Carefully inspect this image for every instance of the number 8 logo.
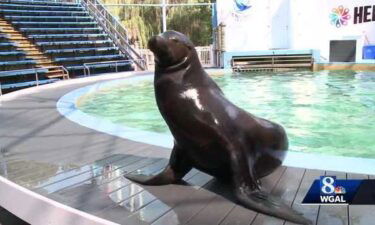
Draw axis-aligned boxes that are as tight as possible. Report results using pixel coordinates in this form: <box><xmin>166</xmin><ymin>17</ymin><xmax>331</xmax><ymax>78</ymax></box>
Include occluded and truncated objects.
<box><xmin>321</xmin><ymin>177</ymin><xmax>335</xmax><ymax>194</ymax></box>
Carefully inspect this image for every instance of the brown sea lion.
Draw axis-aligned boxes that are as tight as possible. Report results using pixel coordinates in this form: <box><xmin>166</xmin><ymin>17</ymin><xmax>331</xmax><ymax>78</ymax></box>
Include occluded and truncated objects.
<box><xmin>125</xmin><ymin>30</ymin><xmax>311</xmax><ymax>225</ymax></box>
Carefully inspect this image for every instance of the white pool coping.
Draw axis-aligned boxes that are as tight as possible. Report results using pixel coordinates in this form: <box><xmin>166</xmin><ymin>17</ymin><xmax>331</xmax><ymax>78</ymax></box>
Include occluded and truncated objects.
<box><xmin>0</xmin><ymin>176</ymin><xmax>119</xmax><ymax>225</ymax></box>
<box><xmin>57</xmin><ymin>73</ymin><xmax>375</xmax><ymax>176</ymax></box>
<box><xmin>0</xmin><ymin>71</ymin><xmax>143</xmax><ymax>225</ymax></box>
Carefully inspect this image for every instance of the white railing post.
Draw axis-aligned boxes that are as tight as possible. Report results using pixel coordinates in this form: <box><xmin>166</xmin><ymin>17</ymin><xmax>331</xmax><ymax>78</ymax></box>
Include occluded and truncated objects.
<box><xmin>35</xmin><ymin>69</ymin><xmax>39</xmax><ymax>86</ymax></box>
<box><xmin>210</xmin><ymin>45</ymin><xmax>214</xmax><ymax>67</ymax></box>
<box><xmin>162</xmin><ymin>0</ymin><xmax>167</xmax><ymax>32</ymax></box>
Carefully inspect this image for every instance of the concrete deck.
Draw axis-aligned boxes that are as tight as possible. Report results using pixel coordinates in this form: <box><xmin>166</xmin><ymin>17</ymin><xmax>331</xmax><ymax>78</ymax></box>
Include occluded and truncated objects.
<box><xmin>0</xmin><ymin>72</ymin><xmax>374</xmax><ymax>225</ymax></box>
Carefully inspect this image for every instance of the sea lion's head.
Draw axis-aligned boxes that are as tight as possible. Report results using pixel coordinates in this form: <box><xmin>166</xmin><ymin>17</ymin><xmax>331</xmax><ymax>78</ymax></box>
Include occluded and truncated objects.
<box><xmin>148</xmin><ymin>30</ymin><xmax>195</xmax><ymax>71</ymax></box>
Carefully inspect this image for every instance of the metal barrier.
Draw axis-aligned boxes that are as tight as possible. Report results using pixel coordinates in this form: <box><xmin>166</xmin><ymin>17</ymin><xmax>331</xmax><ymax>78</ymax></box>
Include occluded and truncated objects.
<box><xmin>0</xmin><ymin>66</ymin><xmax>69</xmax><ymax>95</ymax></box>
<box><xmin>80</xmin><ymin>0</ymin><xmax>146</xmax><ymax>70</ymax></box>
<box><xmin>83</xmin><ymin>59</ymin><xmax>144</xmax><ymax>76</ymax></box>
<box><xmin>196</xmin><ymin>45</ymin><xmax>215</xmax><ymax>67</ymax></box>
<box><xmin>137</xmin><ymin>49</ymin><xmax>155</xmax><ymax>71</ymax></box>
<box><xmin>137</xmin><ymin>46</ymin><xmax>216</xmax><ymax>70</ymax></box>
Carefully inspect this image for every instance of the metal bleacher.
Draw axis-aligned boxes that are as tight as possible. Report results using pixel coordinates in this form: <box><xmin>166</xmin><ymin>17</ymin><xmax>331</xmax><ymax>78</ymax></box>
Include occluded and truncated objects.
<box><xmin>0</xmin><ymin>0</ymin><xmax>144</xmax><ymax>93</ymax></box>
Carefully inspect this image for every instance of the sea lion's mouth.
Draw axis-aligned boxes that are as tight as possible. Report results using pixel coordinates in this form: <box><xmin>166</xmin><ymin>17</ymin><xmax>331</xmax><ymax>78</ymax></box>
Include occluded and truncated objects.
<box><xmin>167</xmin><ymin>56</ymin><xmax>188</xmax><ymax>69</ymax></box>
<box><xmin>159</xmin><ymin>56</ymin><xmax>190</xmax><ymax>72</ymax></box>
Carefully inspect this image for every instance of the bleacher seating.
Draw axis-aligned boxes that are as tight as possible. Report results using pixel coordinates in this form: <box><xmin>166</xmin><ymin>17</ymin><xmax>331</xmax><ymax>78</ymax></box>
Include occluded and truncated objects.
<box><xmin>0</xmin><ymin>0</ymin><xmax>134</xmax><ymax>92</ymax></box>
<box><xmin>4</xmin><ymin>15</ymin><xmax>94</xmax><ymax>22</ymax></box>
<box><xmin>20</xmin><ymin>27</ymin><xmax>104</xmax><ymax>34</ymax></box>
<box><xmin>1</xmin><ymin>79</ymin><xmax>58</xmax><ymax>89</ymax></box>
<box><xmin>0</xmin><ymin>51</ymin><xmax>26</xmax><ymax>61</ymax></box>
<box><xmin>0</xmin><ymin>32</ymin><xmax>36</xmax><ymax>70</ymax></box>
<box><xmin>0</xmin><ymin>66</ymin><xmax>58</xmax><ymax>90</ymax></box>
<box><xmin>12</xmin><ymin>21</ymin><xmax>99</xmax><ymax>28</ymax></box>
<box><xmin>0</xmin><ymin>4</ymin><xmax>85</xmax><ymax>12</ymax></box>
<box><xmin>0</xmin><ymin>68</ymin><xmax>58</xmax><ymax>91</ymax></box>
<box><xmin>0</xmin><ymin>9</ymin><xmax>90</xmax><ymax>16</ymax></box>
<box><xmin>36</xmin><ymin>40</ymin><xmax>113</xmax><ymax>50</ymax></box>
<box><xmin>0</xmin><ymin>30</ymin><xmax>55</xmax><ymax>92</ymax></box>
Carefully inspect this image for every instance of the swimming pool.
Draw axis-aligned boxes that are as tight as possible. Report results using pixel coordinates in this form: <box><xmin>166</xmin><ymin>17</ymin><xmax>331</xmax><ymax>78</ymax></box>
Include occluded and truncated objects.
<box><xmin>77</xmin><ymin>70</ymin><xmax>375</xmax><ymax>159</ymax></box>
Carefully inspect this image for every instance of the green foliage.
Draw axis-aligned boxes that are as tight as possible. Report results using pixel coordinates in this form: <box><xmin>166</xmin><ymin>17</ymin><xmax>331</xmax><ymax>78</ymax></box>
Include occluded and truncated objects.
<box><xmin>167</xmin><ymin>5</ymin><xmax>212</xmax><ymax>46</ymax></box>
<box><xmin>101</xmin><ymin>0</ymin><xmax>213</xmax><ymax>48</ymax></box>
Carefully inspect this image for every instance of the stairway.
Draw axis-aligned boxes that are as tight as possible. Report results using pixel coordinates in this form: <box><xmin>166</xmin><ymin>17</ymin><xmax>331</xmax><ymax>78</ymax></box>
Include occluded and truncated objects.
<box><xmin>0</xmin><ymin>17</ymin><xmax>66</xmax><ymax>78</ymax></box>
<box><xmin>0</xmin><ymin>0</ymin><xmax>144</xmax><ymax>93</ymax></box>
<box><xmin>0</xmin><ymin>0</ymin><xmax>135</xmax><ymax>77</ymax></box>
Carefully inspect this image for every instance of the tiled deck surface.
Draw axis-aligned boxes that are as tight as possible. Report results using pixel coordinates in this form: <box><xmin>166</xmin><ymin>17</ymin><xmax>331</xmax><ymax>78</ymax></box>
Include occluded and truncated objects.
<box><xmin>0</xmin><ymin>74</ymin><xmax>374</xmax><ymax>225</ymax></box>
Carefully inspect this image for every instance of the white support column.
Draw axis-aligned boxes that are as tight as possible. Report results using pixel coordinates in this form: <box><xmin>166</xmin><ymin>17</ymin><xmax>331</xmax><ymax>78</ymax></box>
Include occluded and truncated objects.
<box><xmin>162</xmin><ymin>0</ymin><xmax>167</xmax><ymax>32</ymax></box>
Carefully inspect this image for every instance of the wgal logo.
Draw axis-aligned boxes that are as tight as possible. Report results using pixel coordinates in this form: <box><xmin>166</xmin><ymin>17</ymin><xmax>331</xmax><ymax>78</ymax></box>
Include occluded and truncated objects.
<box><xmin>320</xmin><ymin>176</ymin><xmax>347</xmax><ymax>203</ymax></box>
<box><xmin>303</xmin><ymin>175</ymin><xmax>363</xmax><ymax>205</ymax></box>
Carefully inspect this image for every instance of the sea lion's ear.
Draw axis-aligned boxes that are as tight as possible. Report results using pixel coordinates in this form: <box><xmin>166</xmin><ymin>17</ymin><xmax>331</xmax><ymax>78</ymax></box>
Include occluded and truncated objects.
<box><xmin>185</xmin><ymin>43</ymin><xmax>194</xmax><ymax>50</ymax></box>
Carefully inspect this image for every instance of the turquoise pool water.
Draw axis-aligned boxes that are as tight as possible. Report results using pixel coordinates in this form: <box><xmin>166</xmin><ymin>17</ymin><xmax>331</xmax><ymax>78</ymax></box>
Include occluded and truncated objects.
<box><xmin>78</xmin><ymin>71</ymin><xmax>375</xmax><ymax>158</ymax></box>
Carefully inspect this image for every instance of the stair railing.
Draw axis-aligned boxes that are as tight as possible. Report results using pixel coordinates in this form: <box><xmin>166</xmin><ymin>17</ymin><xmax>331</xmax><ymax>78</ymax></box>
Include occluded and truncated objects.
<box><xmin>80</xmin><ymin>0</ymin><xmax>146</xmax><ymax>70</ymax></box>
<box><xmin>43</xmin><ymin>66</ymin><xmax>70</xmax><ymax>80</ymax></box>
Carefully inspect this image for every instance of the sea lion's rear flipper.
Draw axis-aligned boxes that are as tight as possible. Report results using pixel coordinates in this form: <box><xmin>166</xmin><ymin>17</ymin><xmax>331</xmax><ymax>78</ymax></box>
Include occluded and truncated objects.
<box><xmin>235</xmin><ymin>189</ymin><xmax>312</xmax><ymax>225</ymax></box>
<box><xmin>230</xmin><ymin>151</ymin><xmax>312</xmax><ymax>225</ymax></box>
<box><xmin>125</xmin><ymin>145</ymin><xmax>192</xmax><ymax>185</ymax></box>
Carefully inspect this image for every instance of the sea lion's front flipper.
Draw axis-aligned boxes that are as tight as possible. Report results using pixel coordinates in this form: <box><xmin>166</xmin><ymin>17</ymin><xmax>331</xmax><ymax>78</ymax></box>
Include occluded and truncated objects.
<box><xmin>125</xmin><ymin>165</ymin><xmax>179</xmax><ymax>185</ymax></box>
<box><xmin>125</xmin><ymin>145</ymin><xmax>192</xmax><ymax>185</ymax></box>
<box><xmin>230</xmin><ymin>151</ymin><xmax>312</xmax><ymax>225</ymax></box>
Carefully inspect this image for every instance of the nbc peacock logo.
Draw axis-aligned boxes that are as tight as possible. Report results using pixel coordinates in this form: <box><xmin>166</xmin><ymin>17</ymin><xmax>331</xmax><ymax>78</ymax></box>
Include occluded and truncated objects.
<box><xmin>330</xmin><ymin>5</ymin><xmax>351</xmax><ymax>28</ymax></box>
<box><xmin>233</xmin><ymin>0</ymin><xmax>252</xmax><ymax>13</ymax></box>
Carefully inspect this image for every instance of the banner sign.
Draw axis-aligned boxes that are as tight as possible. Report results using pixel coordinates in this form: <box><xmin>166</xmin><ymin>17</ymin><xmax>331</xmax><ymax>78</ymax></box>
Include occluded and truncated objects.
<box><xmin>216</xmin><ymin>0</ymin><xmax>375</xmax><ymax>54</ymax></box>
<box><xmin>303</xmin><ymin>176</ymin><xmax>375</xmax><ymax>205</ymax></box>
<box><xmin>330</xmin><ymin>4</ymin><xmax>375</xmax><ymax>28</ymax></box>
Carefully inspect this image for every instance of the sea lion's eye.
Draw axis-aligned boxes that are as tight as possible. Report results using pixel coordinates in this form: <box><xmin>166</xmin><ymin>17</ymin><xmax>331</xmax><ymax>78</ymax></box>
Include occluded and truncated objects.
<box><xmin>170</xmin><ymin>37</ymin><xmax>179</xmax><ymax>43</ymax></box>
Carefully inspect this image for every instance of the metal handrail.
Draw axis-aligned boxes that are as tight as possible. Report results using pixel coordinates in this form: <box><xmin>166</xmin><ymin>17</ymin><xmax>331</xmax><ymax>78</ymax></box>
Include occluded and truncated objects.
<box><xmin>91</xmin><ymin>0</ymin><xmax>128</xmax><ymax>37</ymax></box>
<box><xmin>83</xmin><ymin>59</ymin><xmax>144</xmax><ymax>76</ymax></box>
<box><xmin>0</xmin><ymin>66</ymin><xmax>70</xmax><ymax>95</ymax></box>
<box><xmin>61</xmin><ymin>66</ymin><xmax>70</xmax><ymax>79</ymax></box>
<box><xmin>41</xmin><ymin>66</ymin><xmax>70</xmax><ymax>80</ymax></box>
<box><xmin>80</xmin><ymin>0</ymin><xmax>146</xmax><ymax>70</ymax></box>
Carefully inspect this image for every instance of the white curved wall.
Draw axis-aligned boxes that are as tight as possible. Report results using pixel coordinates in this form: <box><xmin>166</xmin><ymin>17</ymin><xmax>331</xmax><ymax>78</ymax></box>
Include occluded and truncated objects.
<box><xmin>216</xmin><ymin>0</ymin><xmax>375</xmax><ymax>62</ymax></box>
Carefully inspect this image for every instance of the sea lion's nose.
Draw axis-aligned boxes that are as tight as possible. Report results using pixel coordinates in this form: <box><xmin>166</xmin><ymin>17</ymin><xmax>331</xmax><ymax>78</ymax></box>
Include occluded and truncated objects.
<box><xmin>147</xmin><ymin>35</ymin><xmax>164</xmax><ymax>52</ymax></box>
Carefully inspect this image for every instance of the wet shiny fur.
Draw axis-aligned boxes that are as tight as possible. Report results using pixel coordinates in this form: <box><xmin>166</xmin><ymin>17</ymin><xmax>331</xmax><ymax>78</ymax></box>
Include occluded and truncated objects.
<box><xmin>125</xmin><ymin>31</ymin><xmax>311</xmax><ymax>225</ymax></box>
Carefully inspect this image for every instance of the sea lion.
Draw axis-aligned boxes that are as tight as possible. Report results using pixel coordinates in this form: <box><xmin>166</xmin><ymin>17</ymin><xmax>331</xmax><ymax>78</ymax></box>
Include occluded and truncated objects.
<box><xmin>125</xmin><ymin>31</ymin><xmax>311</xmax><ymax>225</ymax></box>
